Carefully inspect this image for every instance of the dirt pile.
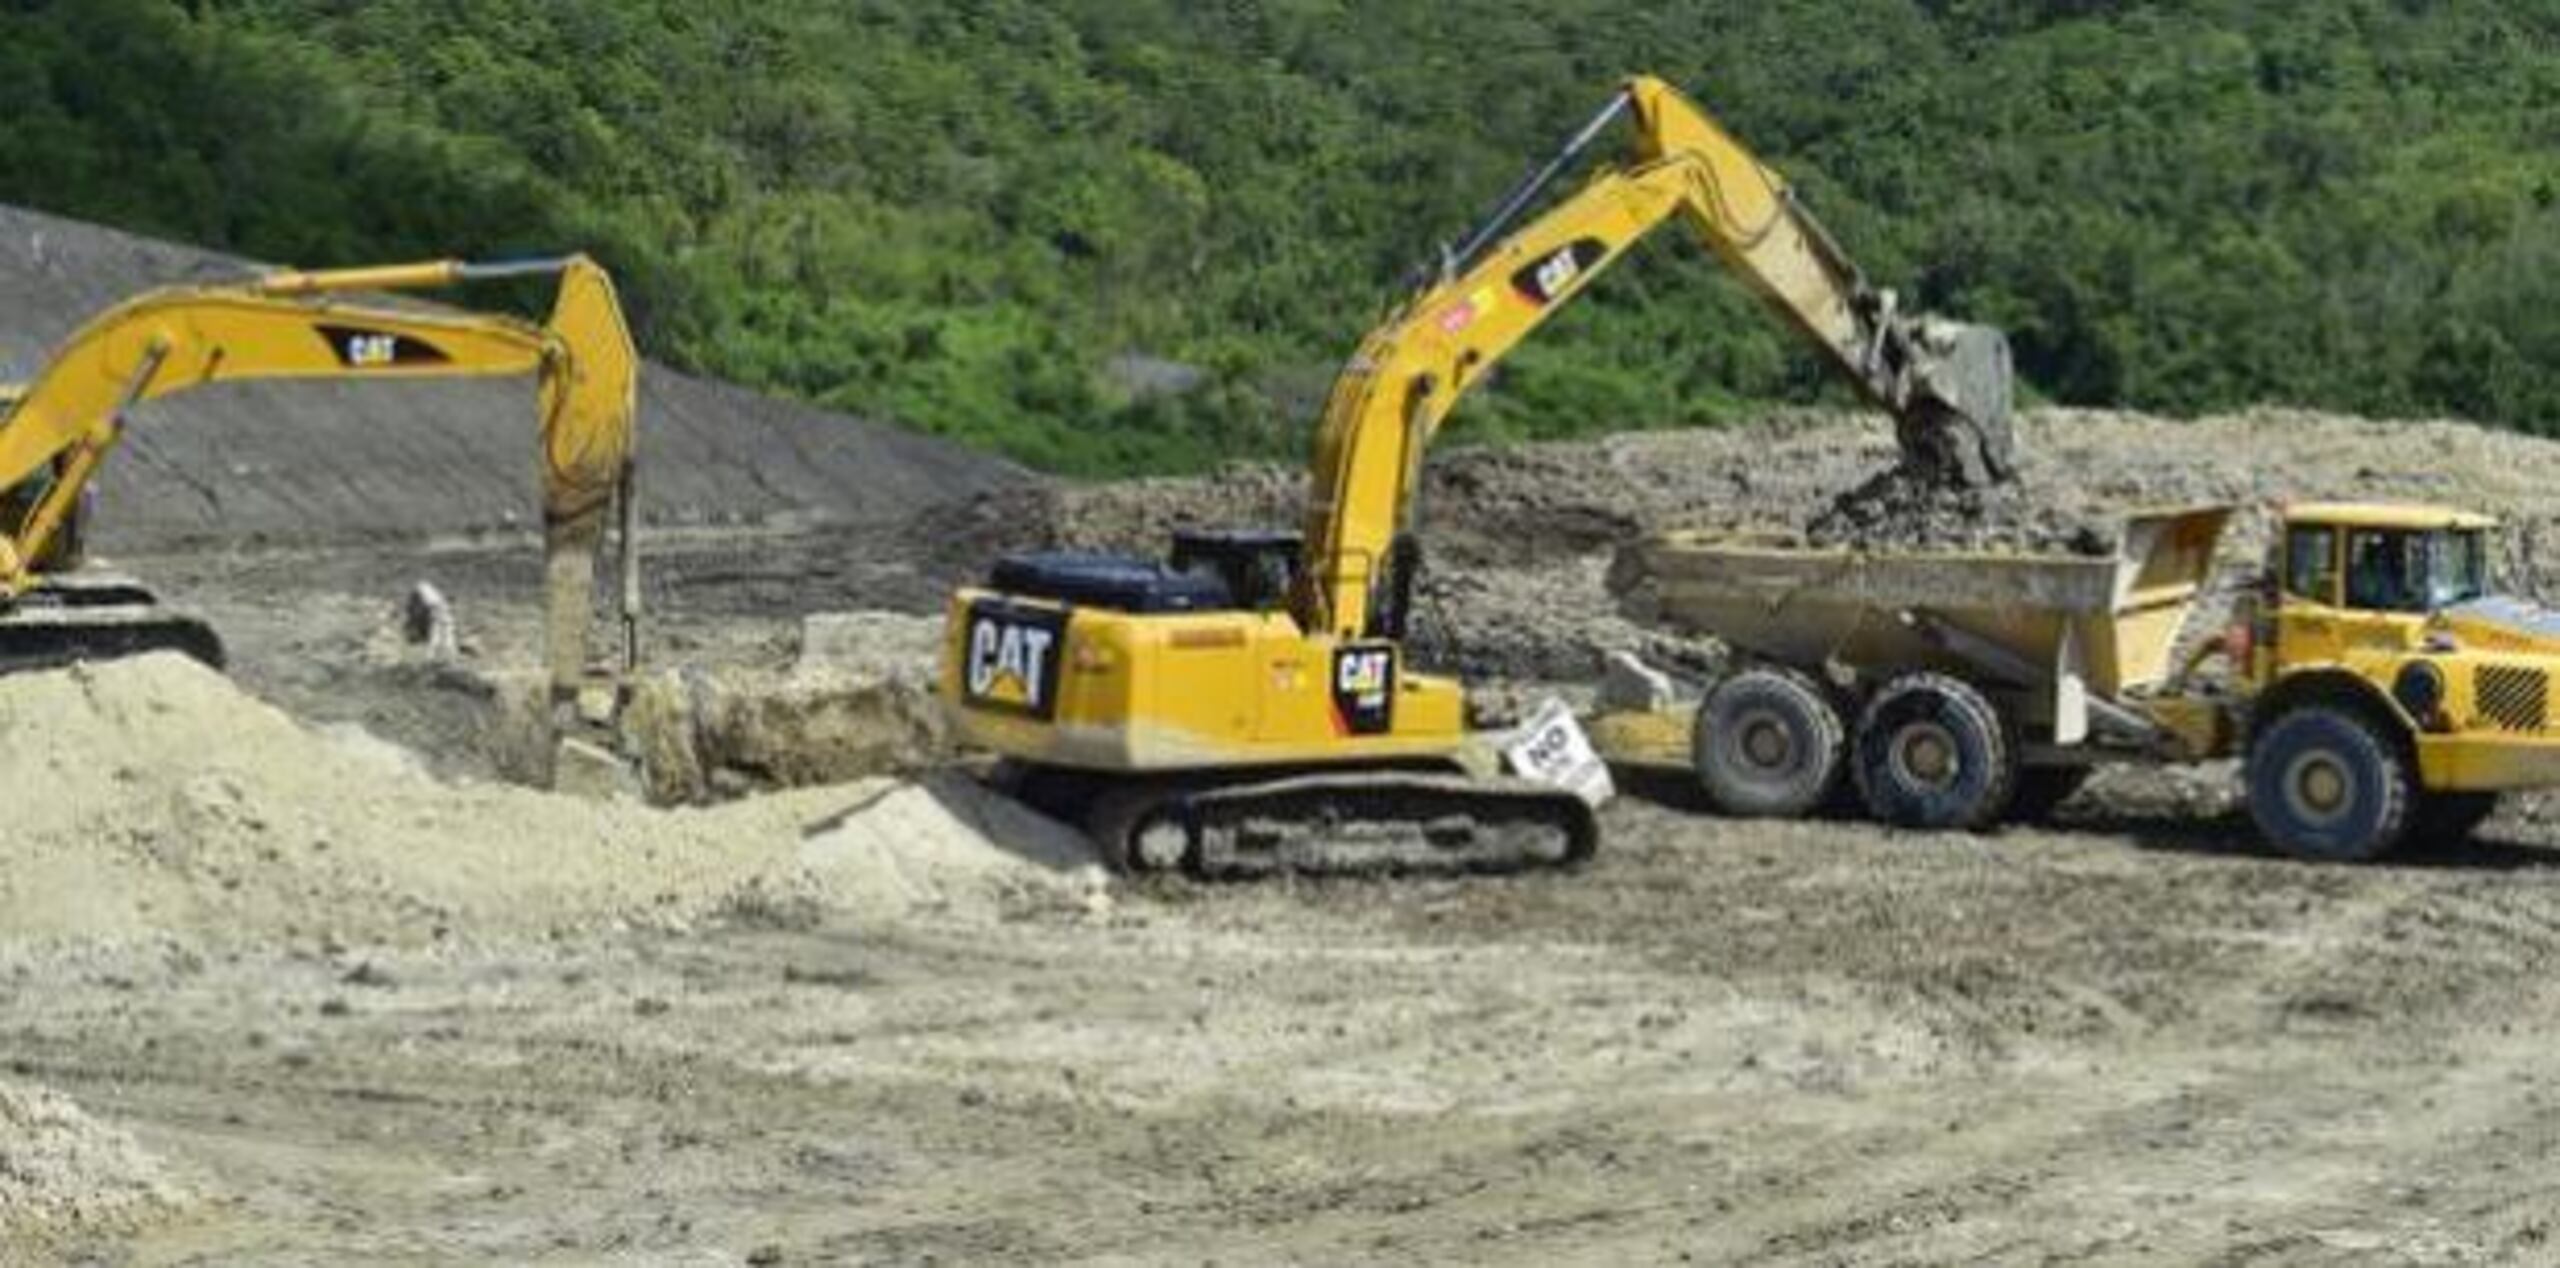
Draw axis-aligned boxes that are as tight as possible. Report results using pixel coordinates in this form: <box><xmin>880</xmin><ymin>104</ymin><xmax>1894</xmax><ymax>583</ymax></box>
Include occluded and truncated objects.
<box><xmin>798</xmin><ymin>776</ymin><xmax>1109</xmax><ymax>922</ymax></box>
<box><xmin>622</xmin><ymin>612</ymin><xmax>947</xmax><ymax>804</ymax></box>
<box><xmin>0</xmin><ymin>654</ymin><xmax>1097</xmax><ymax>953</ymax></box>
<box><xmin>913</xmin><ymin>405</ymin><xmax>2560</xmax><ymax>683</ymax></box>
<box><xmin>0</xmin><ymin>1081</ymin><xmax>187</xmax><ymax>1243</ymax></box>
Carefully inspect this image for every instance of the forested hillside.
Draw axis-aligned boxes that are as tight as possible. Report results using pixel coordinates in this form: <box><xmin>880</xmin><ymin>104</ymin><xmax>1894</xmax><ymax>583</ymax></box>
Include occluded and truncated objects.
<box><xmin>4</xmin><ymin>1</ymin><xmax>2556</xmax><ymax>473</ymax></box>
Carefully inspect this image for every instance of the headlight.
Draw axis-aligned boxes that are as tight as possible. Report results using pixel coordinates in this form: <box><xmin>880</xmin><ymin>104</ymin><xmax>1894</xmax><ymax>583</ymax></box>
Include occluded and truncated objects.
<box><xmin>2393</xmin><ymin>660</ymin><xmax>2448</xmax><ymax>729</ymax></box>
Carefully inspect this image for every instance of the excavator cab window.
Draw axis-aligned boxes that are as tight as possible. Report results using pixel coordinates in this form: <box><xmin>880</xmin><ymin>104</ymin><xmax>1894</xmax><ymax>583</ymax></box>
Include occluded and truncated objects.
<box><xmin>1169</xmin><ymin>529</ymin><xmax>1303</xmax><ymax>613</ymax></box>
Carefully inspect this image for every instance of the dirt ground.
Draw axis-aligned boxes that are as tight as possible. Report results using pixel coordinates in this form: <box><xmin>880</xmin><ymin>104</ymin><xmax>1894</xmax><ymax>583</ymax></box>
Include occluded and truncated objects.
<box><xmin>16</xmin><ymin>764</ymin><xmax>2560</xmax><ymax>1263</ymax></box>
<box><xmin>17</xmin><ymin>406</ymin><xmax>2560</xmax><ymax>1263</ymax></box>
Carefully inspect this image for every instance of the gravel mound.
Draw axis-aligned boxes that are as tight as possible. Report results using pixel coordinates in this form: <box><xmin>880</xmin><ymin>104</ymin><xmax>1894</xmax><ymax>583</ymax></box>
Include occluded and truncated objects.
<box><xmin>911</xmin><ymin>406</ymin><xmax>2560</xmax><ymax>681</ymax></box>
<box><xmin>0</xmin><ymin>654</ymin><xmax>1098</xmax><ymax>954</ymax></box>
<box><xmin>0</xmin><ymin>1081</ymin><xmax>187</xmax><ymax>1242</ymax></box>
<box><xmin>798</xmin><ymin>777</ymin><xmax>1110</xmax><ymax>922</ymax></box>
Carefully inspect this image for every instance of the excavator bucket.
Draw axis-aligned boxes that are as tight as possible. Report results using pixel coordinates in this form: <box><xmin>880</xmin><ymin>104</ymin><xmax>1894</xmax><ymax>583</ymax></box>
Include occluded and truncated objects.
<box><xmin>1895</xmin><ymin>319</ymin><xmax>2017</xmax><ymax>489</ymax></box>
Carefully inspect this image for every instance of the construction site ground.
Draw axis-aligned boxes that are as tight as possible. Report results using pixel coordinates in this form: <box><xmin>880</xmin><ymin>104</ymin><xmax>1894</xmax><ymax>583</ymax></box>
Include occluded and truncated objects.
<box><xmin>12</xmin><ymin>407</ymin><xmax>2560</xmax><ymax>1263</ymax></box>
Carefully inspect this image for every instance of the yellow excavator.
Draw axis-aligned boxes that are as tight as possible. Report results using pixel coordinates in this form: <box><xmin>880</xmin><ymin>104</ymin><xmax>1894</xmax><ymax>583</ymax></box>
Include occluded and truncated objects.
<box><xmin>942</xmin><ymin>75</ymin><xmax>2015</xmax><ymax>875</ymax></box>
<box><xmin>0</xmin><ymin>255</ymin><xmax>640</xmax><ymax>703</ymax></box>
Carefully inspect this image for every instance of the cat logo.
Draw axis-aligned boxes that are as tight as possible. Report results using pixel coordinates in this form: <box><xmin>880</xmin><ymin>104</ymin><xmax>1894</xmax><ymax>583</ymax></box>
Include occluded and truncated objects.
<box><xmin>1510</xmin><ymin>238</ymin><xmax>1610</xmax><ymax>307</ymax></box>
<box><xmin>317</xmin><ymin>324</ymin><xmax>452</xmax><ymax>369</ymax></box>
<box><xmin>344</xmin><ymin>333</ymin><xmax>400</xmax><ymax>367</ymax></box>
<box><xmin>1533</xmin><ymin>249</ymin><xmax>1582</xmax><ymax>300</ymax></box>
<box><xmin>1330</xmin><ymin>643</ymin><xmax>1396</xmax><ymax>735</ymax></box>
<box><xmin>962</xmin><ymin>602</ymin><xmax>1069</xmax><ymax>719</ymax></box>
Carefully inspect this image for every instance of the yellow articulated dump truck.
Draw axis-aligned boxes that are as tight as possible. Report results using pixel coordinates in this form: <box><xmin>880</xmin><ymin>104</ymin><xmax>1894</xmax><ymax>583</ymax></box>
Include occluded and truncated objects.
<box><xmin>1624</xmin><ymin>502</ymin><xmax>2560</xmax><ymax>860</ymax></box>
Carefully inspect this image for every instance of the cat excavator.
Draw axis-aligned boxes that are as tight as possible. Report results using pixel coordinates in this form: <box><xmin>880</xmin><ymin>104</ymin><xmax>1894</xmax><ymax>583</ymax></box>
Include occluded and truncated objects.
<box><xmin>0</xmin><ymin>255</ymin><xmax>640</xmax><ymax>703</ymax></box>
<box><xmin>942</xmin><ymin>74</ymin><xmax>2016</xmax><ymax>875</ymax></box>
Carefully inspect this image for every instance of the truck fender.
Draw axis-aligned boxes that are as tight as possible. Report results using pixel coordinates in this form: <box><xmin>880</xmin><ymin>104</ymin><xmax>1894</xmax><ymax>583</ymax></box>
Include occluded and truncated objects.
<box><xmin>2249</xmin><ymin>666</ymin><xmax>2417</xmax><ymax>750</ymax></box>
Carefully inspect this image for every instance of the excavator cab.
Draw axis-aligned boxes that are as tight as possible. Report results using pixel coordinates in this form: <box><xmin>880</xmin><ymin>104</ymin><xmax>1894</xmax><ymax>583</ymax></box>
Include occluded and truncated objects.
<box><xmin>986</xmin><ymin>529</ymin><xmax>1306</xmax><ymax>617</ymax></box>
<box><xmin>1169</xmin><ymin>529</ymin><xmax>1303</xmax><ymax>613</ymax></box>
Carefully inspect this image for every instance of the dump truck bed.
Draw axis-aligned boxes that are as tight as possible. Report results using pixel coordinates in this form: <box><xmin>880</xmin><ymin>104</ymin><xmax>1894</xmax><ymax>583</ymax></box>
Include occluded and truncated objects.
<box><xmin>1634</xmin><ymin>508</ymin><xmax>2234</xmax><ymax>743</ymax></box>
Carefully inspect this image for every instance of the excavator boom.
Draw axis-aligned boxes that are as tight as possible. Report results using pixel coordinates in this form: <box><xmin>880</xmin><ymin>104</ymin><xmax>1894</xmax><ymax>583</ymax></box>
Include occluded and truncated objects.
<box><xmin>0</xmin><ymin>255</ymin><xmax>639</xmax><ymax>696</ymax></box>
<box><xmin>1303</xmin><ymin>75</ymin><xmax>2013</xmax><ymax>640</ymax></box>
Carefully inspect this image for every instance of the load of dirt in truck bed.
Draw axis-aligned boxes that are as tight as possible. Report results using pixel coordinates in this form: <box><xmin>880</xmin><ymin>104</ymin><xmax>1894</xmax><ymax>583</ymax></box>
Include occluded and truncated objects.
<box><xmin>1802</xmin><ymin>463</ymin><xmax>2115</xmax><ymax>554</ymax></box>
<box><xmin>0</xmin><ymin>1079</ymin><xmax>188</xmax><ymax>1243</ymax></box>
<box><xmin>0</xmin><ymin>654</ymin><xmax>1103</xmax><ymax>955</ymax></box>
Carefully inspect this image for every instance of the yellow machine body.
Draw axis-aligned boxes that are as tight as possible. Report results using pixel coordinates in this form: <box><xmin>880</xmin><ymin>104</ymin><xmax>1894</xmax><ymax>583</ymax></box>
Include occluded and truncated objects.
<box><xmin>943</xmin><ymin>74</ymin><xmax>2011</xmax><ymax>814</ymax></box>
<box><xmin>943</xmin><ymin>589</ymin><xmax>1467</xmax><ymax>773</ymax></box>
<box><xmin>1629</xmin><ymin>498</ymin><xmax>2560</xmax><ymax>858</ymax></box>
<box><xmin>0</xmin><ymin>255</ymin><xmax>639</xmax><ymax>692</ymax></box>
<box><xmin>2259</xmin><ymin>503</ymin><xmax>2560</xmax><ymax>794</ymax></box>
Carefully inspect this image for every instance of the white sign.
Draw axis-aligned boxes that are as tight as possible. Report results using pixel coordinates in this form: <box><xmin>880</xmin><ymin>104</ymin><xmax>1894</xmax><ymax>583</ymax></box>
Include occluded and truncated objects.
<box><xmin>1502</xmin><ymin>698</ymin><xmax>1614</xmax><ymax>807</ymax></box>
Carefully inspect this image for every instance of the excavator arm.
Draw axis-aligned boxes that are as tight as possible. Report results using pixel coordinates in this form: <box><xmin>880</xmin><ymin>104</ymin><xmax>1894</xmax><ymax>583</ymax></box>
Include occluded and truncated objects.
<box><xmin>0</xmin><ymin>255</ymin><xmax>639</xmax><ymax>695</ymax></box>
<box><xmin>1301</xmin><ymin>75</ymin><xmax>2013</xmax><ymax>640</ymax></box>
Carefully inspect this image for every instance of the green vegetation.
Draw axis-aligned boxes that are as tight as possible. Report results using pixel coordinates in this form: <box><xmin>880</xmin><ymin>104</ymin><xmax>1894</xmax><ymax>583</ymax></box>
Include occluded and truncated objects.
<box><xmin>4</xmin><ymin>2</ymin><xmax>2557</xmax><ymax>472</ymax></box>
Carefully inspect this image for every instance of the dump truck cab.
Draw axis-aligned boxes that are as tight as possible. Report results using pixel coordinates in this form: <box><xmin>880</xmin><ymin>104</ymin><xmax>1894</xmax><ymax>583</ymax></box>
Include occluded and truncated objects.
<box><xmin>2242</xmin><ymin>502</ymin><xmax>2560</xmax><ymax>856</ymax></box>
<box><xmin>2263</xmin><ymin>503</ymin><xmax>2495</xmax><ymax>669</ymax></box>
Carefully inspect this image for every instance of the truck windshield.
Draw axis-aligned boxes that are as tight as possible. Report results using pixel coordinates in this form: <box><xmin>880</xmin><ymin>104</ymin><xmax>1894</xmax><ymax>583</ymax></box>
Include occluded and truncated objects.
<box><xmin>2344</xmin><ymin>527</ymin><xmax>2487</xmax><ymax>613</ymax></box>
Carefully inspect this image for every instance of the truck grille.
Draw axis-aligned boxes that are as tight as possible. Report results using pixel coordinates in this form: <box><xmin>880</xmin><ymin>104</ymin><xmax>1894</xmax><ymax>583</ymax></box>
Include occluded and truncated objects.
<box><xmin>2475</xmin><ymin>665</ymin><xmax>2550</xmax><ymax>732</ymax></box>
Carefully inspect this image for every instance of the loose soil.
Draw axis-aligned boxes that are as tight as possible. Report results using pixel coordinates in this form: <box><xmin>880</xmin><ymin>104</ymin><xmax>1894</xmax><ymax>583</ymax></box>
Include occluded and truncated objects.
<box><xmin>19</xmin><ymin>404</ymin><xmax>2560</xmax><ymax>1262</ymax></box>
<box><xmin>19</xmin><ymin>204</ymin><xmax>2560</xmax><ymax>1266</ymax></box>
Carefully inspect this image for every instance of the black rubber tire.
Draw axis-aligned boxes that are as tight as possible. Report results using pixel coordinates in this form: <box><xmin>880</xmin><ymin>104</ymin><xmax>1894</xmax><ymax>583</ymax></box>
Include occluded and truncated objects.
<box><xmin>2410</xmin><ymin>792</ymin><xmax>2500</xmax><ymax>848</ymax></box>
<box><xmin>2245</xmin><ymin>705</ymin><xmax>2414</xmax><ymax>862</ymax></box>
<box><xmin>1851</xmin><ymin>673</ymin><xmax>2018</xmax><ymax>831</ymax></box>
<box><xmin>2007</xmin><ymin>767</ymin><xmax>2093</xmax><ymax>825</ymax></box>
<box><xmin>1694</xmin><ymin>666</ymin><xmax>1845</xmax><ymax>818</ymax></box>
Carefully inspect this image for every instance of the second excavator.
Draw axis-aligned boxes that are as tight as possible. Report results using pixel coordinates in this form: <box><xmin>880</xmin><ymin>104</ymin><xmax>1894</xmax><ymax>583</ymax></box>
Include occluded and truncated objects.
<box><xmin>942</xmin><ymin>75</ymin><xmax>2018</xmax><ymax>875</ymax></box>
<box><xmin>0</xmin><ymin>254</ymin><xmax>640</xmax><ymax>707</ymax></box>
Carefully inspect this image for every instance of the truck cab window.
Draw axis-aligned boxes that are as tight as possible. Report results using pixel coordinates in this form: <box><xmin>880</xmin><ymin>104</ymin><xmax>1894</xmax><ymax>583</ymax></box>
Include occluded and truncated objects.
<box><xmin>2345</xmin><ymin>531</ymin><xmax>2419</xmax><ymax>611</ymax></box>
<box><xmin>2345</xmin><ymin>528</ymin><xmax>2487</xmax><ymax>613</ymax></box>
<box><xmin>2284</xmin><ymin>526</ymin><xmax>2337</xmax><ymax>605</ymax></box>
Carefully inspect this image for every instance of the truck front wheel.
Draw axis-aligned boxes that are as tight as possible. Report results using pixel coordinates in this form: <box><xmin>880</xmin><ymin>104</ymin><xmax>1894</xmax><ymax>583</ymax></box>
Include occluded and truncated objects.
<box><xmin>1852</xmin><ymin>673</ymin><xmax>2017</xmax><ymax>831</ymax></box>
<box><xmin>1695</xmin><ymin>665</ymin><xmax>1845</xmax><ymax>818</ymax></box>
<box><xmin>2245</xmin><ymin>706</ymin><xmax>2413</xmax><ymax>862</ymax></box>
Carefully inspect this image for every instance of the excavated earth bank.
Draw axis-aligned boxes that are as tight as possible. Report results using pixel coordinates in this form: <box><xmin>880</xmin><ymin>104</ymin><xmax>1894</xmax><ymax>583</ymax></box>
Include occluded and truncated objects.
<box><xmin>0</xmin><ymin>203</ymin><xmax>1030</xmax><ymax>550</ymax></box>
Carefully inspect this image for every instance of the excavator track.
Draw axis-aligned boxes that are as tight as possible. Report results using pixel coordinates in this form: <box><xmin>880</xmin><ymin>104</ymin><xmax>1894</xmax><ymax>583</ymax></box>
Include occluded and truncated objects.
<box><xmin>0</xmin><ymin>574</ymin><xmax>224</xmax><ymax>674</ymax></box>
<box><xmin>1071</xmin><ymin>770</ymin><xmax>1599</xmax><ymax>880</ymax></box>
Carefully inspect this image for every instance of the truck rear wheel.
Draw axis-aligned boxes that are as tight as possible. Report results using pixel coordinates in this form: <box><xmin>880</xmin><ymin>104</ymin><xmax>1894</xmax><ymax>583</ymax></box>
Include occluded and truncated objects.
<box><xmin>2245</xmin><ymin>705</ymin><xmax>2413</xmax><ymax>862</ymax></box>
<box><xmin>1851</xmin><ymin>673</ymin><xmax>2017</xmax><ymax>831</ymax></box>
<box><xmin>1694</xmin><ymin>665</ymin><xmax>1844</xmax><ymax>818</ymax></box>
